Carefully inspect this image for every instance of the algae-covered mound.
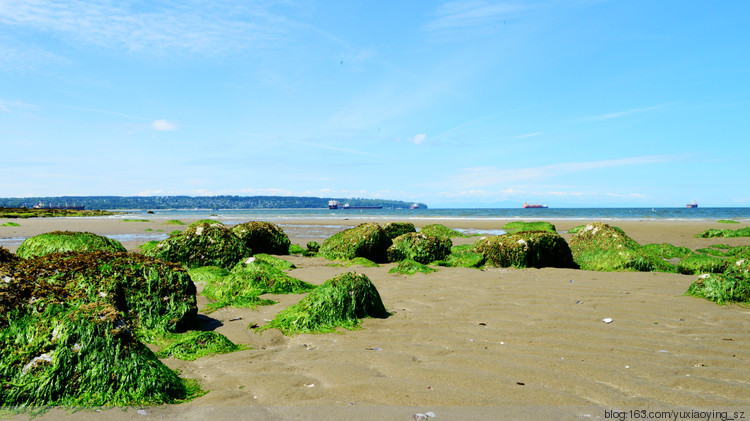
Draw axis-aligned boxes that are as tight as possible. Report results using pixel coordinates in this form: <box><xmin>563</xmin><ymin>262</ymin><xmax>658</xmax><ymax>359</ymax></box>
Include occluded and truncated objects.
<box><xmin>15</xmin><ymin>231</ymin><xmax>126</xmax><ymax>259</ymax></box>
<box><xmin>383</xmin><ymin>222</ymin><xmax>417</xmax><ymax>239</ymax></box>
<box><xmin>419</xmin><ymin>224</ymin><xmax>467</xmax><ymax>239</ymax></box>
<box><xmin>643</xmin><ymin>243</ymin><xmax>693</xmax><ymax>259</ymax></box>
<box><xmin>144</xmin><ymin>223</ymin><xmax>250</xmax><ymax>269</ymax></box>
<box><xmin>259</xmin><ymin>272</ymin><xmax>389</xmax><ymax>335</ymax></box>
<box><xmin>232</xmin><ymin>221</ymin><xmax>291</xmax><ymax>255</ymax></box>
<box><xmin>187</xmin><ymin>266</ymin><xmax>230</xmax><ymax>284</ymax></box>
<box><xmin>474</xmin><ymin>231</ymin><xmax>576</xmax><ymax>269</ymax></box>
<box><xmin>387</xmin><ymin>232</ymin><xmax>451</xmax><ymax>264</ymax></box>
<box><xmin>686</xmin><ymin>273</ymin><xmax>750</xmax><ymax>305</ymax></box>
<box><xmin>0</xmin><ymin>251</ymin><xmax>201</xmax><ymax>406</ymax></box>
<box><xmin>677</xmin><ymin>254</ymin><xmax>728</xmax><ymax>275</ymax></box>
<box><xmin>156</xmin><ymin>331</ymin><xmax>245</xmax><ymax>361</ymax></box>
<box><xmin>304</xmin><ymin>241</ymin><xmax>320</xmax><ymax>257</ymax></box>
<box><xmin>697</xmin><ymin>226</ymin><xmax>750</xmax><ymax>238</ymax></box>
<box><xmin>569</xmin><ymin>223</ymin><xmax>674</xmax><ymax>272</ymax></box>
<box><xmin>389</xmin><ymin>259</ymin><xmax>437</xmax><ymax>275</ymax></box>
<box><xmin>345</xmin><ymin>257</ymin><xmax>379</xmax><ymax>267</ymax></box>
<box><xmin>503</xmin><ymin>221</ymin><xmax>556</xmax><ymax>233</ymax></box>
<box><xmin>434</xmin><ymin>244</ymin><xmax>485</xmax><ymax>268</ymax></box>
<box><xmin>202</xmin><ymin>257</ymin><xmax>314</xmax><ymax>309</ymax></box>
<box><xmin>189</xmin><ymin>219</ymin><xmax>223</xmax><ymax>228</ymax></box>
<box><xmin>319</xmin><ymin>223</ymin><xmax>392</xmax><ymax>263</ymax></box>
<box><xmin>2</xmin><ymin>251</ymin><xmax>198</xmax><ymax>337</ymax></box>
<box><xmin>0</xmin><ymin>302</ymin><xmax>194</xmax><ymax>407</ymax></box>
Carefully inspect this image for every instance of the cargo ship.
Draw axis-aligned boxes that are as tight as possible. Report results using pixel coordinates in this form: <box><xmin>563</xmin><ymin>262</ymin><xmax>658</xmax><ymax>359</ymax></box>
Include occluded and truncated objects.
<box><xmin>328</xmin><ymin>200</ymin><xmax>382</xmax><ymax>210</ymax></box>
<box><xmin>686</xmin><ymin>201</ymin><xmax>698</xmax><ymax>208</ymax></box>
<box><xmin>523</xmin><ymin>203</ymin><xmax>548</xmax><ymax>209</ymax></box>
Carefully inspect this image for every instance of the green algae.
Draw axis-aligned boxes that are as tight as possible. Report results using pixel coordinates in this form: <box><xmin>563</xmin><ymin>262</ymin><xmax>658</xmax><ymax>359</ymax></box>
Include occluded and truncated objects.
<box><xmin>288</xmin><ymin>244</ymin><xmax>306</xmax><ymax>254</ymax></box>
<box><xmin>187</xmin><ymin>266</ymin><xmax>230</xmax><ymax>284</ymax></box>
<box><xmin>188</xmin><ymin>219</ymin><xmax>223</xmax><ymax>228</ymax></box>
<box><xmin>697</xmin><ymin>227</ymin><xmax>750</xmax><ymax>238</ymax></box>
<box><xmin>686</xmin><ymin>273</ymin><xmax>750</xmax><ymax>305</ymax></box>
<box><xmin>387</xmin><ymin>232</ymin><xmax>451</xmax><ymax>264</ymax></box>
<box><xmin>319</xmin><ymin>223</ymin><xmax>392</xmax><ymax>263</ymax></box>
<box><xmin>304</xmin><ymin>241</ymin><xmax>320</xmax><ymax>257</ymax></box>
<box><xmin>1</xmin><ymin>222</ymin><xmax>21</xmax><ymax>227</ymax></box>
<box><xmin>503</xmin><ymin>221</ymin><xmax>556</xmax><ymax>233</ymax></box>
<box><xmin>677</xmin><ymin>254</ymin><xmax>729</xmax><ymax>275</ymax></box>
<box><xmin>232</xmin><ymin>221</ymin><xmax>291</xmax><ymax>255</ymax></box>
<box><xmin>695</xmin><ymin>245</ymin><xmax>750</xmax><ymax>257</ymax></box>
<box><xmin>15</xmin><ymin>231</ymin><xmax>126</xmax><ymax>259</ymax></box>
<box><xmin>258</xmin><ymin>272</ymin><xmax>389</xmax><ymax>336</ymax></box>
<box><xmin>202</xmin><ymin>257</ymin><xmax>313</xmax><ymax>311</ymax></box>
<box><xmin>419</xmin><ymin>224</ymin><xmax>467</xmax><ymax>239</ymax></box>
<box><xmin>718</xmin><ymin>219</ymin><xmax>740</xmax><ymax>224</ymax></box>
<box><xmin>162</xmin><ymin>220</ymin><xmax>187</xmax><ymax>225</ymax></box>
<box><xmin>144</xmin><ymin>223</ymin><xmax>250</xmax><ymax>269</ymax></box>
<box><xmin>383</xmin><ymin>222</ymin><xmax>417</xmax><ymax>239</ymax></box>
<box><xmin>474</xmin><ymin>231</ymin><xmax>576</xmax><ymax>269</ymax></box>
<box><xmin>123</xmin><ymin>219</ymin><xmax>149</xmax><ymax>222</ymax></box>
<box><xmin>569</xmin><ymin>223</ymin><xmax>675</xmax><ymax>273</ymax></box>
<box><xmin>250</xmin><ymin>253</ymin><xmax>296</xmax><ymax>270</ymax></box>
<box><xmin>344</xmin><ymin>257</ymin><xmax>379</xmax><ymax>267</ymax></box>
<box><xmin>643</xmin><ymin>243</ymin><xmax>693</xmax><ymax>259</ymax></box>
<box><xmin>434</xmin><ymin>244</ymin><xmax>485</xmax><ymax>268</ymax></box>
<box><xmin>388</xmin><ymin>259</ymin><xmax>437</xmax><ymax>275</ymax></box>
<box><xmin>156</xmin><ymin>331</ymin><xmax>246</xmax><ymax>361</ymax></box>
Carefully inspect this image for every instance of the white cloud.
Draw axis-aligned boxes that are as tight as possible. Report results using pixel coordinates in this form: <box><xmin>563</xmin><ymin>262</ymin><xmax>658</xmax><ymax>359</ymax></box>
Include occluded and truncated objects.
<box><xmin>409</xmin><ymin>134</ymin><xmax>427</xmax><ymax>145</ymax></box>
<box><xmin>151</xmin><ymin>119</ymin><xmax>177</xmax><ymax>131</ymax></box>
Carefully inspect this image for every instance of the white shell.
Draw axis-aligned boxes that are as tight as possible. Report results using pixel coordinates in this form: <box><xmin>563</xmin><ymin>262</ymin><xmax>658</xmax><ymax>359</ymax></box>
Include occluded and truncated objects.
<box><xmin>602</xmin><ymin>318</ymin><xmax>613</xmax><ymax>324</ymax></box>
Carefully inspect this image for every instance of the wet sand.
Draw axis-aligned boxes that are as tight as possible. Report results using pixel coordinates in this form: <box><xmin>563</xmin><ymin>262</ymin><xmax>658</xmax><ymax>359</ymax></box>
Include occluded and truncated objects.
<box><xmin>2</xmin><ymin>217</ymin><xmax>749</xmax><ymax>420</ymax></box>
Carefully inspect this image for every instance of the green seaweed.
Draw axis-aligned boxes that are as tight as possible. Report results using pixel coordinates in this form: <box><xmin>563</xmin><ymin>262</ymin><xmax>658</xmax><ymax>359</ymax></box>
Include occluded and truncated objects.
<box><xmin>1</xmin><ymin>222</ymin><xmax>21</xmax><ymax>227</ymax></box>
<box><xmin>156</xmin><ymin>331</ymin><xmax>246</xmax><ymax>361</ymax></box>
<box><xmin>718</xmin><ymin>219</ymin><xmax>740</xmax><ymax>224</ymax></box>
<box><xmin>304</xmin><ymin>241</ymin><xmax>320</xmax><ymax>257</ymax></box>
<box><xmin>388</xmin><ymin>259</ymin><xmax>437</xmax><ymax>275</ymax></box>
<box><xmin>383</xmin><ymin>222</ymin><xmax>417</xmax><ymax>239</ymax></box>
<box><xmin>188</xmin><ymin>219</ymin><xmax>223</xmax><ymax>228</ymax></box>
<box><xmin>503</xmin><ymin>221</ymin><xmax>556</xmax><ymax>233</ymax></box>
<box><xmin>677</xmin><ymin>254</ymin><xmax>729</xmax><ymax>275</ymax></box>
<box><xmin>569</xmin><ymin>223</ymin><xmax>675</xmax><ymax>273</ymax></box>
<box><xmin>288</xmin><ymin>244</ymin><xmax>305</xmax><ymax>254</ymax></box>
<box><xmin>202</xmin><ymin>258</ymin><xmax>313</xmax><ymax>311</ymax></box>
<box><xmin>162</xmin><ymin>220</ymin><xmax>187</xmax><ymax>225</ymax></box>
<box><xmin>345</xmin><ymin>257</ymin><xmax>379</xmax><ymax>267</ymax></box>
<box><xmin>697</xmin><ymin>227</ymin><xmax>750</xmax><ymax>238</ymax></box>
<box><xmin>15</xmin><ymin>231</ymin><xmax>126</xmax><ymax>259</ymax></box>
<box><xmin>686</xmin><ymin>273</ymin><xmax>750</xmax><ymax>305</ymax></box>
<box><xmin>187</xmin><ymin>266</ymin><xmax>230</xmax><ymax>284</ymax></box>
<box><xmin>419</xmin><ymin>224</ymin><xmax>467</xmax><ymax>239</ymax></box>
<box><xmin>695</xmin><ymin>245</ymin><xmax>750</xmax><ymax>257</ymax></box>
<box><xmin>474</xmin><ymin>231</ymin><xmax>576</xmax><ymax>269</ymax></box>
<box><xmin>434</xmin><ymin>244</ymin><xmax>486</xmax><ymax>268</ymax></box>
<box><xmin>319</xmin><ymin>223</ymin><xmax>392</xmax><ymax>263</ymax></box>
<box><xmin>232</xmin><ymin>221</ymin><xmax>291</xmax><ymax>255</ymax></box>
<box><xmin>144</xmin><ymin>223</ymin><xmax>250</xmax><ymax>269</ymax></box>
<box><xmin>567</xmin><ymin>225</ymin><xmax>585</xmax><ymax>234</ymax></box>
<box><xmin>123</xmin><ymin>219</ymin><xmax>149</xmax><ymax>222</ymax></box>
<box><xmin>387</xmin><ymin>232</ymin><xmax>451</xmax><ymax>264</ymax></box>
<box><xmin>258</xmin><ymin>272</ymin><xmax>389</xmax><ymax>335</ymax></box>
<box><xmin>643</xmin><ymin>243</ymin><xmax>693</xmax><ymax>259</ymax></box>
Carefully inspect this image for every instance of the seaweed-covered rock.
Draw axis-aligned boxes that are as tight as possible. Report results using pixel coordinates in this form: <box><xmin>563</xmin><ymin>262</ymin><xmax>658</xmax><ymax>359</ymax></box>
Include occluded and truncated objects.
<box><xmin>156</xmin><ymin>331</ymin><xmax>244</xmax><ymax>361</ymax></box>
<box><xmin>389</xmin><ymin>259</ymin><xmax>437</xmax><ymax>275</ymax></box>
<box><xmin>15</xmin><ymin>231</ymin><xmax>126</xmax><ymax>259</ymax></box>
<box><xmin>0</xmin><ymin>251</ymin><xmax>200</xmax><ymax>406</ymax></box>
<box><xmin>304</xmin><ymin>241</ymin><xmax>320</xmax><ymax>257</ymax></box>
<box><xmin>686</xmin><ymin>273</ymin><xmax>750</xmax><ymax>304</ymax></box>
<box><xmin>387</xmin><ymin>232</ymin><xmax>451</xmax><ymax>264</ymax></box>
<box><xmin>419</xmin><ymin>224</ymin><xmax>467</xmax><ymax>239</ymax></box>
<box><xmin>569</xmin><ymin>223</ymin><xmax>674</xmax><ymax>272</ymax></box>
<box><xmin>0</xmin><ymin>302</ymin><xmax>192</xmax><ymax>407</ymax></box>
<box><xmin>643</xmin><ymin>243</ymin><xmax>693</xmax><ymax>259</ymax></box>
<box><xmin>232</xmin><ymin>221</ymin><xmax>291</xmax><ymax>255</ymax></box>
<box><xmin>259</xmin><ymin>272</ymin><xmax>389</xmax><ymax>335</ymax></box>
<box><xmin>474</xmin><ymin>231</ymin><xmax>576</xmax><ymax>269</ymax></box>
<box><xmin>503</xmin><ymin>221</ymin><xmax>556</xmax><ymax>233</ymax></box>
<box><xmin>697</xmin><ymin>227</ymin><xmax>750</xmax><ymax>238</ymax></box>
<box><xmin>677</xmin><ymin>254</ymin><xmax>728</xmax><ymax>275</ymax></box>
<box><xmin>188</xmin><ymin>219</ymin><xmax>223</xmax><ymax>228</ymax></box>
<box><xmin>319</xmin><ymin>223</ymin><xmax>392</xmax><ymax>263</ymax></box>
<box><xmin>383</xmin><ymin>222</ymin><xmax>417</xmax><ymax>239</ymax></box>
<box><xmin>144</xmin><ymin>223</ymin><xmax>250</xmax><ymax>269</ymax></box>
<box><xmin>202</xmin><ymin>257</ymin><xmax>314</xmax><ymax>310</ymax></box>
<box><xmin>434</xmin><ymin>244</ymin><xmax>486</xmax><ymax>268</ymax></box>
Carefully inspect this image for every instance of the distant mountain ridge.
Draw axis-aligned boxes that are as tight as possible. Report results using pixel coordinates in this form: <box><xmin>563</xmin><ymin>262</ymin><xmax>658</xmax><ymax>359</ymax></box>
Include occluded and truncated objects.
<box><xmin>0</xmin><ymin>195</ymin><xmax>427</xmax><ymax>210</ymax></box>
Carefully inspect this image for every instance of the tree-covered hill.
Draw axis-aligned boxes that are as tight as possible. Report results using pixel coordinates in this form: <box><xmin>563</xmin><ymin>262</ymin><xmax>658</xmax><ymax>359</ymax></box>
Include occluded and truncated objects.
<box><xmin>0</xmin><ymin>196</ymin><xmax>427</xmax><ymax>210</ymax></box>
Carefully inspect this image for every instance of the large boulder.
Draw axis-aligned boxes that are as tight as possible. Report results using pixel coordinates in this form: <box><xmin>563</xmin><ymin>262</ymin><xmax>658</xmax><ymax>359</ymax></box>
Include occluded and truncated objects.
<box><xmin>383</xmin><ymin>222</ymin><xmax>417</xmax><ymax>239</ymax></box>
<box><xmin>568</xmin><ymin>223</ymin><xmax>674</xmax><ymax>272</ymax></box>
<box><xmin>259</xmin><ymin>272</ymin><xmax>389</xmax><ymax>335</ymax></box>
<box><xmin>232</xmin><ymin>221</ymin><xmax>291</xmax><ymax>255</ymax></box>
<box><xmin>319</xmin><ymin>223</ymin><xmax>392</xmax><ymax>263</ymax></box>
<box><xmin>387</xmin><ymin>232</ymin><xmax>451</xmax><ymax>264</ymax></box>
<box><xmin>15</xmin><ymin>231</ymin><xmax>126</xmax><ymax>259</ymax></box>
<box><xmin>474</xmin><ymin>230</ymin><xmax>576</xmax><ymax>269</ymax></box>
<box><xmin>144</xmin><ymin>223</ymin><xmax>250</xmax><ymax>269</ymax></box>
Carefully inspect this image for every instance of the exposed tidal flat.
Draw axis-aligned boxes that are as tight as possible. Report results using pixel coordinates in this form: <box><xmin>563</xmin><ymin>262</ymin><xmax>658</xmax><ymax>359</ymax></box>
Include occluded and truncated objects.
<box><xmin>2</xmin><ymin>209</ymin><xmax>750</xmax><ymax>420</ymax></box>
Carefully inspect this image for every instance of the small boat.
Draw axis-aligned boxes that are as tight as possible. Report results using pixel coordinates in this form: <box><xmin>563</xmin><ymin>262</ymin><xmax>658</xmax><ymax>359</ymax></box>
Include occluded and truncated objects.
<box><xmin>523</xmin><ymin>203</ymin><xmax>548</xmax><ymax>209</ymax></box>
<box><xmin>686</xmin><ymin>201</ymin><xmax>698</xmax><ymax>208</ymax></box>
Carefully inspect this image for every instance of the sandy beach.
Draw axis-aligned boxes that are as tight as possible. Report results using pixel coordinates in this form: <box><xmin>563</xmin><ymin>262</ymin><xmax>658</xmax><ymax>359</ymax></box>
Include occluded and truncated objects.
<box><xmin>2</xmin><ymin>217</ymin><xmax>749</xmax><ymax>420</ymax></box>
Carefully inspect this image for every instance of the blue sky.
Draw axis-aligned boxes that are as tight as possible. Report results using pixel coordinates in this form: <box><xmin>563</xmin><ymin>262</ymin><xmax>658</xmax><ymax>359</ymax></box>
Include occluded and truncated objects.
<box><xmin>1</xmin><ymin>1</ymin><xmax>748</xmax><ymax>208</ymax></box>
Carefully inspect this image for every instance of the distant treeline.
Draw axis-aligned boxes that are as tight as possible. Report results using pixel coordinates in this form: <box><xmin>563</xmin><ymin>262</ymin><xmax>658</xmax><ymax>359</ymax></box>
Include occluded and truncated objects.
<box><xmin>0</xmin><ymin>196</ymin><xmax>427</xmax><ymax>210</ymax></box>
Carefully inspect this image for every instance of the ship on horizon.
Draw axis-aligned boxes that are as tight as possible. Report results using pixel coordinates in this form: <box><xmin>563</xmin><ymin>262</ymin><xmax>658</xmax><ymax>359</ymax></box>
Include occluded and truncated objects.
<box><xmin>523</xmin><ymin>203</ymin><xmax>548</xmax><ymax>209</ymax></box>
<box><xmin>328</xmin><ymin>200</ymin><xmax>382</xmax><ymax>210</ymax></box>
<box><xmin>686</xmin><ymin>201</ymin><xmax>698</xmax><ymax>208</ymax></box>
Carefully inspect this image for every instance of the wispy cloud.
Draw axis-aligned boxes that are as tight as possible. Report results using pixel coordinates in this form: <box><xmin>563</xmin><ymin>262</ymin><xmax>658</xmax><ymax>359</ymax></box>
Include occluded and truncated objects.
<box><xmin>151</xmin><ymin>119</ymin><xmax>177</xmax><ymax>131</ymax></box>
<box><xmin>422</xmin><ymin>1</ymin><xmax>527</xmax><ymax>40</ymax></box>
<box><xmin>408</xmin><ymin>134</ymin><xmax>427</xmax><ymax>145</ymax></box>
<box><xmin>0</xmin><ymin>99</ymin><xmax>32</xmax><ymax>112</ymax></box>
<box><xmin>583</xmin><ymin>103</ymin><xmax>676</xmax><ymax>122</ymax></box>
<box><xmin>516</xmin><ymin>131</ymin><xmax>543</xmax><ymax>139</ymax></box>
<box><xmin>0</xmin><ymin>0</ymin><xmax>288</xmax><ymax>55</ymax></box>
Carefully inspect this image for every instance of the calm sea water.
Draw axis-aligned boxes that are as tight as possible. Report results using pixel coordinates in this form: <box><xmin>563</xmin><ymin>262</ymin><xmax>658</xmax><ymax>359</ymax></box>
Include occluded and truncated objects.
<box><xmin>114</xmin><ymin>207</ymin><xmax>750</xmax><ymax>223</ymax></box>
